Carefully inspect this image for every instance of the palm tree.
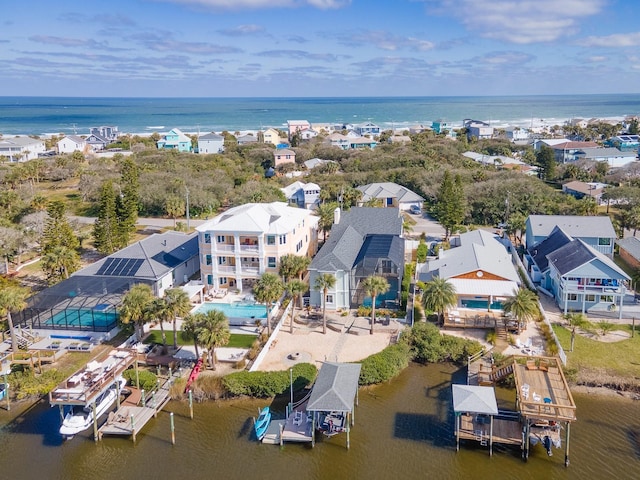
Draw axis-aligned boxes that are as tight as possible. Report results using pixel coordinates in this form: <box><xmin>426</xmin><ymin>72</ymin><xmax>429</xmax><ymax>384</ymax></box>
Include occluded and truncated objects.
<box><xmin>41</xmin><ymin>245</ymin><xmax>80</xmax><ymax>283</ymax></box>
<box><xmin>182</xmin><ymin>313</ymin><xmax>205</xmax><ymax>358</ymax></box>
<box><xmin>119</xmin><ymin>283</ymin><xmax>155</xmax><ymax>341</ymax></box>
<box><xmin>421</xmin><ymin>276</ymin><xmax>457</xmax><ymax>324</ymax></box>
<box><xmin>564</xmin><ymin>313</ymin><xmax>588</xmax><ymax>352</ymax></box>
<box><xmin>279</xmin><ymin>254</ymin><xmax>309</xmax><ymax>282</ymax></box>
<box><xmin>503</xmin><ymin>288</ymin><xmax>539</xmax><ymax>333</ymax></box>
<box><xmin>314</xmin><ymin>273</ymin><xmax>336</xmax><ymax>334</ymax></box>
<box><xmin>361</xmin><ymin>275</ymin><xmax>390</xmax><ymax>334</ymax></box>
<box><xmin>316</xmin><ymin>202</ymin><xmax>338</xmax><ymax>242</ymax></box>
<box><xmin>286</xmin><ymin>279</ymin><xmax>307</xmax><ymax>334</ymax></box>
<box><xmin>161</xmin><ymin>288</ymin><xmax>192</xmax><ymax>350</ymax></box>
<box><xmin>196</xmin><ymin>310</ymin><xmax>230</xmax><ymax>371</ymax></box>
<box><xmin>253</xmin><ymin>272</ymin><xmax>284</xmax><ymax>336</ymax></box>
<box><xmin>0</xmin><ymin>285</ymin><xmax>28</xmax><ymax>353</ymax></box>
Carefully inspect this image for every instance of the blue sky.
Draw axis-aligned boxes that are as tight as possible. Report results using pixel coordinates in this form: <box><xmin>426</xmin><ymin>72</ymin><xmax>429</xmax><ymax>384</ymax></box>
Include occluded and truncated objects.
<box><xmin>1</xmin><ymin>0</ymin><xmax>639</xmax><ymax>97</ymax></box>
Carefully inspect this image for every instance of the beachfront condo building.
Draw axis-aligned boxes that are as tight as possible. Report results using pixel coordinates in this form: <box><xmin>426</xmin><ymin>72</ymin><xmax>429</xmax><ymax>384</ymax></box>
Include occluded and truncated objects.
<box><xmin>196</xmin><ymin>202</ymin><xmax>319</xmax><ymax>292</ymax></box>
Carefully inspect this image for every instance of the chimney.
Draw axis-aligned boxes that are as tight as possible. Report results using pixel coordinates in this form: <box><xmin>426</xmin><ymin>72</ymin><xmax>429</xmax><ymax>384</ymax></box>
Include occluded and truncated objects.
<box><xmin>333</xmin><ymin>207</ymin><xmax>341</xmax><ymax>225</ymax></box>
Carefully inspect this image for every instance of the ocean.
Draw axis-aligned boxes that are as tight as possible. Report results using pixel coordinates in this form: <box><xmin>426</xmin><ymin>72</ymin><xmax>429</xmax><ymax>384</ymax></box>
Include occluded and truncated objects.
<box><xmin>1</xmin><ymin>94</ymin><xmax>640</xmax><ymax>137</ymax></box>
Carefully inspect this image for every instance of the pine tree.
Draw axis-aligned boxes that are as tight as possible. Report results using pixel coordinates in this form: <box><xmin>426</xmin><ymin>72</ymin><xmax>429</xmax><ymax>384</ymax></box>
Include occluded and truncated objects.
<box><xmin>435</xmin><ymin>170</ymin><xmax>462</xmax><ymax>238</ymax></box>
<box><xmin>42</xmin><ymin>201</ymin><xmax>79</xmax><ymax>254</ymax></box>
<box><xmin>115</xmin><ymin>157</ymin><xmax>139</xmax><ymax>248</ymax></box>
<box><xmin>93</xmin><ymin>179</ymin><xmax>119</xmax><ymax>254</ymax></box>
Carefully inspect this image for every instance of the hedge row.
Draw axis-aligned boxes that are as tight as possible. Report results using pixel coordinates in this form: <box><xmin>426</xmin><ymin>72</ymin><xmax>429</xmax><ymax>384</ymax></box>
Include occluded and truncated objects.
<box><xmin>403</xmin><ymin>322</ymin><xmax>483</xmax><ymax>365</ymax></box>
<box><xmin>222</xmin><ymin>362</ymin><xmax>317</xmax><ymax>397</ymax></box>
<box><xmin>123</xmin><ymin>369</ymin><xmax>158</xmax><ymax>392</ymax></box>
<box><xmin>358</xmin><ymin>343</ymin><xmax>412</xmax><ymax>385</ymax></box>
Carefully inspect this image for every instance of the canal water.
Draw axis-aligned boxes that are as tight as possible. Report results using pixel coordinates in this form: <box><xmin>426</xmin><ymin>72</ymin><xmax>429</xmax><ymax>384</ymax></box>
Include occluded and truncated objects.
<box><xmin>0</xmin><ymin>363</ymin><xmax>638</xmax><ymax>480</ymax></box>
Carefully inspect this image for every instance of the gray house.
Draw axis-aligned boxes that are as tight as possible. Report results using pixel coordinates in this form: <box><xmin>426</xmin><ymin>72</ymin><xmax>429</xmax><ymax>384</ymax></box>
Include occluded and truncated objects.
<box><xmin>198</xmin><ymin>133</ymin><xmax>225</xmax><ymax>154</ymax></box>
<box><xmin>356</xmin><ymin>182</ymin><xmax>424</xmax><ymax>211</ymax></box>
<box><xmin>525</xmin><ymin>215</ymin><xmax>616</xmax><ymax>257</ymax></box>
<box><xmin>308</xmin><ymin>207</ymin><xmax>404</xmax><ymax>310</ymax></box>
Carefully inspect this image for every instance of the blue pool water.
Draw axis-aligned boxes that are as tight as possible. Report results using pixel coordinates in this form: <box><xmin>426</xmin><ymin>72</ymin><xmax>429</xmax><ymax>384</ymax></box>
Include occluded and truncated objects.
<box><xmin>193</xmin><ymin>302</ymin><xmax>267</xmax><ymax>319</ymax></box>
<box><xmin>44</xmin><ymin>309</ymin><xmax>118</xmax><ymax>328</ymax></box>
<box><xmin>461</xmin><ymin>300</ymin><xmax>504</xmax><ymax>310</ymax></box>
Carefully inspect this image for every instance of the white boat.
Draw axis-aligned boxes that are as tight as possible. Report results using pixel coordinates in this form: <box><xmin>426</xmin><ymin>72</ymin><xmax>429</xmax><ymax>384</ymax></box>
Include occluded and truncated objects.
<box><xmin>59</xmin><ymin>377</ymin><xmax>127</xmax><ymax>439</ymax></box>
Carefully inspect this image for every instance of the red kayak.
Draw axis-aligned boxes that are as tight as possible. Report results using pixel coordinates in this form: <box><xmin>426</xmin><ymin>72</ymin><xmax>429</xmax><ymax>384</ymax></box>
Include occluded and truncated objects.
<box><xmin>184</xmin><ymin>358</ymin><xmax>204</xmax><ymax>393</ymax></box>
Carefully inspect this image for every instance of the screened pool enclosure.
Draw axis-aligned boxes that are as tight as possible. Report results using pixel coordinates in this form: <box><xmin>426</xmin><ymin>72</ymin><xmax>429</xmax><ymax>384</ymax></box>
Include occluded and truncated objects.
<box><xmin>14</xmin><ymin>276</ymin><xmax>153</xmax><ymax>332</ymax></box>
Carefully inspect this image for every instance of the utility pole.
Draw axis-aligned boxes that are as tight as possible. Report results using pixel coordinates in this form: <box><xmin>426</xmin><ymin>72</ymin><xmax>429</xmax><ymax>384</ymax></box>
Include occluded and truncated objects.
<box><xmin>185</xmin><ymin>185</ymin><xmax>190</xmax><ymax>231</ymax></box>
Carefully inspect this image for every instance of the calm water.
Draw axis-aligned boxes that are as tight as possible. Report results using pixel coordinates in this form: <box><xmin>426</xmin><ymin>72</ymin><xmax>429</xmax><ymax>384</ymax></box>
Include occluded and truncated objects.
<box><xmin>1</xmin><ymin>94</ymin><xmax>640</xmax><ymax>136</ymax></box>
<box><xmin>0</xmin><ymin>363</ymin><xmax>638</xmax><ymax>480</ymax></box>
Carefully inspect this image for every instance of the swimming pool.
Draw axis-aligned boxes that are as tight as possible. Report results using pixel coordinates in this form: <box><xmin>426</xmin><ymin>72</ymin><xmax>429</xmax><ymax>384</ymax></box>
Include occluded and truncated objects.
<box><xmin>44</xmin><ymin>308</ymin><xmax>119</xmax><ymax>330</ymax></box>
<box><xmin>193</xmin><ymin>302</ymin><xmax>267</xmax><ymax>324</ymax></box>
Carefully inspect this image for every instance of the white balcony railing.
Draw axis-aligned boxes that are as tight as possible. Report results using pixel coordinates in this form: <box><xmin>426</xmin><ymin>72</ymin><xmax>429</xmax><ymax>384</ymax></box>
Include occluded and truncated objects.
<box><xmin>214</xmin><ymin>244</ymin><xmax>235</xmax><ymax>253</ymax></box>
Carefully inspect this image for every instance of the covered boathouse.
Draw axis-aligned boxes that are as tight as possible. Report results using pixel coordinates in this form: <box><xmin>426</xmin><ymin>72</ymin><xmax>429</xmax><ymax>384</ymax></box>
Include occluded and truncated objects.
<box><xmin>303</xmin><ymin>362</ymin><xmax>361</xmax><ymax>449</ymax></box>
<box><xmin>460</xmin><ymin>354</ymin><xmax>577</xmax><ymax>466</ymax></box>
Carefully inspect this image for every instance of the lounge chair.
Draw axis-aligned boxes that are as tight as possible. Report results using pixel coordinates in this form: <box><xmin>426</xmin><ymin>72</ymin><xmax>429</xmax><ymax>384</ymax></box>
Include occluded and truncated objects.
<box><xmin>515</xmin><ymin>338</ymin><xmax>523</xmax><ymax>349</ymax></box>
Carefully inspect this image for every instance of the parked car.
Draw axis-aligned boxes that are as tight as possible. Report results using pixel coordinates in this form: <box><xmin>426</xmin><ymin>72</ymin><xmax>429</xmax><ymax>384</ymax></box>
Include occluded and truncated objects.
<box><xmin>409</xmin><ymin>205</ymin><xmax>422</xmax><ymax>215</ymax></box>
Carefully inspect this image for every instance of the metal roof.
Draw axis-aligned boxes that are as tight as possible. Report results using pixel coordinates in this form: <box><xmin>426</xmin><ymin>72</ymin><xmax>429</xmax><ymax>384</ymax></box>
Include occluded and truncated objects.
<box><xmin>527</xmin><ymin>215</ymin><xmax>616</xmax><ymax>241</ymax></box>
<box><xmin>452</xmin><ymin>385</ymin><xmax>498</xmax><ymax>415</ymax></box>
<box><xmin>307</xmin><ymin>362</ymin><xmax>361</xmax><ymax>413</ymax></box>
<box><xmin>617</xmin><ymin>236</ymin><xmax>640</xmax><ymax>261</ymax></box>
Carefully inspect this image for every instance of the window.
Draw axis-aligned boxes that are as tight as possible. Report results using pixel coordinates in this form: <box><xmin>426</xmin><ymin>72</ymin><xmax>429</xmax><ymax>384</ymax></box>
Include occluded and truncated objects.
<box><xmin>296</xmin><ymin>240</ymin><xmax>303</xmax><ymax>252</ymax></box>
<box><xmin>585</xmin><ymin>294</ymin><xmax>596</xmax><ymax>302</ymax></box>
<box><xmin>217</xmin><ymin>257</ymin><xmax>227</xmax><ymax>265</ymax></box>
<box><xmin>279</xmin><ymin>234</ymin><xmax>287</xmax><ymax>245</ymax></box>
<box><xmin>207</xmin><ymin>275</ymin><xmax>213</xmax><ymax>285</ymax></box>
<box><xmin>203</xmin><ymin>233</ymin><xmax>211</xmax><ymax>244</ymax></box>
<box><xmin>267</xmin><ymin>235</ymin><xmax>276</xmax><ymax>245</ymax></box>
<box><xmin>216</xmin><ymin>235</ymin><xmax>225</xmax><ymax>243</ymax></box>
<box><xmin>598</xmin><ymin>237</ymin><xmax>611</xmax><ymax>246</ymax></box>
<box><xmin>567</xmin><ymin>293</ymin><xmax>578</xmax><ymax>301</ymax></box>
<box><xmin>268</xmin><ymin>257</ymin><xmax>277</xmax><ymax>268</ymax></box>
<box><xmin>205</xmin><ymin>255</ymin><xmax>212</xmax><ymax>266</ymax></box>
<box><xmin>219</xmin><ymin>277</ymin><xmax>227</xmax><ymax>285</ymax></box>
<box><xmin>325</xmin><ymin>294</ymin><xmax>334</xmax><ymax>304</ymax></box>
<box><xmin>601</xmin><ymin>295</ymin><xmax>613</xmax><ymax>303</ymax></box>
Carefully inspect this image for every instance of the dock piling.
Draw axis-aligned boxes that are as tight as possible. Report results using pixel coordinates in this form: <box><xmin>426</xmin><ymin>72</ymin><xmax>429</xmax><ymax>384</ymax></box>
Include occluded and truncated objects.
<box><xmin>131</xmin><ymin>414</ymin><xmax>136</xmax><ymax>443</ymax></box>
<box><xmin>564</xmin><ymin>422</ymin><xmax>571</xmax><ymax>467</ymax></box>
<box><xmin>170</xmin><ymin>412</ymin><xmax>175</xmax><ymax>445</ymax></box>
<box><xmin>3</xmin><ymin>373</ymin><xmax>9</xmax><ymax>411</ymax></box>
<box><xmin>188</xmin><ymin>390</ymin><xmax>193</xmax><ymax>420</ymax></box>
<box><xmin>141</xmin><ymin>389</ymin><xmax>146</xmax><ymax>407</ymax></box>
<box><xmin>92</xmin><ymin>401</ymin><xmax>98</xmax><ymax>442</ymax></box>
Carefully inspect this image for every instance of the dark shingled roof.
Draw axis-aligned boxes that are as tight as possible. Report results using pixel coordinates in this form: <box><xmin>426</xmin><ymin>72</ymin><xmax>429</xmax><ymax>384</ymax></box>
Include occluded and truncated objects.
<box><xmin>529</xmin><ymin>226</ymin><xmax>573</xmax><ymax>273</ymax></box>
<box><xmin>310</xmin><ymin>207</ymin><xmax>402</xmax><ymax>272</ymax></box>
<box><xmin>547</xmin><ymin>239</ymin><xmax>596</xmax><ymax>276</ymax></box>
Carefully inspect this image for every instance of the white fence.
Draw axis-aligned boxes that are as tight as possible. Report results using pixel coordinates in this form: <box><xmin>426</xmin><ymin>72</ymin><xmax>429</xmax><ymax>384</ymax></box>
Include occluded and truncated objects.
<box><xmin>249</xmin><ymin>298</ymin><xmax>290</xmax><ymax>372</ymax></box>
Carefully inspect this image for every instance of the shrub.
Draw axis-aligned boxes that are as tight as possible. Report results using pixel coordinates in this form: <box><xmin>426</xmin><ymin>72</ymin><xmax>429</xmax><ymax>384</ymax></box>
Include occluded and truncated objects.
<box><xmin>9</xmin><ymin>368</ymin><xmax>66</xmax><ymax>399</ymax></box>
<box><xmin>403</xmin><ymin>322</ymin><xmax>482</xmax><ymax>365</ymax></box>
<box><xmin>486</xmin><ymin>331</ymin><xmax>497</xmax><ymax>346</ymax></box>
<box><xmin>192</xmin><ymin>374</ymin><xmax>226</xmax><ymax>401</ymax></box>
<box><xmin>357</xmin><ymin>305</ymin><xmax>372</xmax><ymax>317</ymax></box>
<box><xmin>222</xmin><ymin>362</ymin><xmax>317</xmax><ymax>397</ymax></box>
<box><xmin>358</xmin><ymin>343</ymin><xmax>412</xmax><ymax>385</ymax></box>
<box><xmin>123</xmin><ymin>368</ymin><xmax>158</xmax><ymax>392</ymax></box>
<box><xmin>416</xmin><ymin>243</ymin><xmax>428</xmax><ymax>263</ymax></box>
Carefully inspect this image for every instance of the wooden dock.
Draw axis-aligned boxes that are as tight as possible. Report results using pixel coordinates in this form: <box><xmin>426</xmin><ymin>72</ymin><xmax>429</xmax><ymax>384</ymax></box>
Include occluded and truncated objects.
<box><xmin>459</xmin><ymin>414</ymin><xmax>522</xmax><ymax>446</ymax></box>
<box><xmin>98</xmin><ymin>372</ymin><xmax>176</xmax><ymax>441</ymax></box>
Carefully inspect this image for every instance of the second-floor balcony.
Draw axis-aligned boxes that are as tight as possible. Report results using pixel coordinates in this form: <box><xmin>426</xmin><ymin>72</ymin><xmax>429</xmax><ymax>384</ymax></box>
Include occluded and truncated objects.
<box><xmin>214</xmin><ymin>244</ymin><xmax>235</xmax><ymax>253</ymax></box>
<box><xmin>561</xmin><ymin>278</ymin><xmax>625</xmax><ymax>295</ymax></box>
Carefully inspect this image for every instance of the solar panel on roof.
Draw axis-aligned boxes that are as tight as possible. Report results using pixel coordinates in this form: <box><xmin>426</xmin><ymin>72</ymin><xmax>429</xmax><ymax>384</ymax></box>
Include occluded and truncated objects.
<box><xmin>96</xmin><ymin>257</ymin><xmax>144</xmax><ymax>277</ymax></box>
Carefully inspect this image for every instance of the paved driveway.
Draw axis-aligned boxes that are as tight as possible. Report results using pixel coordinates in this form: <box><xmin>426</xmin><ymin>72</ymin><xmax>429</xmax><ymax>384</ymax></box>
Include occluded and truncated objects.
<box><xmin>405</xmin><ymin>212</ymin><xmax>446</xmax><ymax>241</ymax></box>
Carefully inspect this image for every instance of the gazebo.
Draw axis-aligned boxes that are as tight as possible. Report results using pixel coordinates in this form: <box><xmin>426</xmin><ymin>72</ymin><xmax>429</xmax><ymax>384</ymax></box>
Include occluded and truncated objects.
<box><xmin>306</xmin><ymin>362</ymin><xmax>361</xmax><ymax>449</ymax></box>
<box><xmin>452</xmin><ymin>384</ymin><xmax>500</xmax><ymax>455</ymax></box>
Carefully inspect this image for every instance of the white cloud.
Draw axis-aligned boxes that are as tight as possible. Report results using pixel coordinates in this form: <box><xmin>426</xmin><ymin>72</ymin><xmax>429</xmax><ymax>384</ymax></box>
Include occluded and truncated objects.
<box><xmin>427</xmin><ymin>0</ymin><xmax>605</xmax><ymax>44</ymax></box>
<box><xmin>578</xmin><ymin>32</ymin><xmax>640</xmax><ymax>47</ymax></box>
<box><xmin>218</xmin><ymin>24</ymin><xmax>266</xmax><ymax>36</ymax></box>
<box><xmin>150</xmin><ymin>0</ymin><xmax>350</xmax><ymax>10</ymax></box>
<box><xmin>337</xmin><ymin>30</ymin><xmax>434</xmax><ymax>52</ymax></box>
<box><xmin>586</xmin><ymin>56</ymin><xmax>607</xmax><ymax>63</ymax></box>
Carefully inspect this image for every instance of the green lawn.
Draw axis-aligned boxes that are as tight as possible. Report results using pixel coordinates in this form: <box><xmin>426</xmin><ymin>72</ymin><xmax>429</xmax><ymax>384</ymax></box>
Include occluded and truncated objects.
<box><xmin>553</xmin><ymin>323</ymin><xmax>640</xmax><ymax>377</ymax></box>
<box><xmin>144</xmin><ymin>330</ymin><xmax>257</xmax><ymax>349</ymax></box>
